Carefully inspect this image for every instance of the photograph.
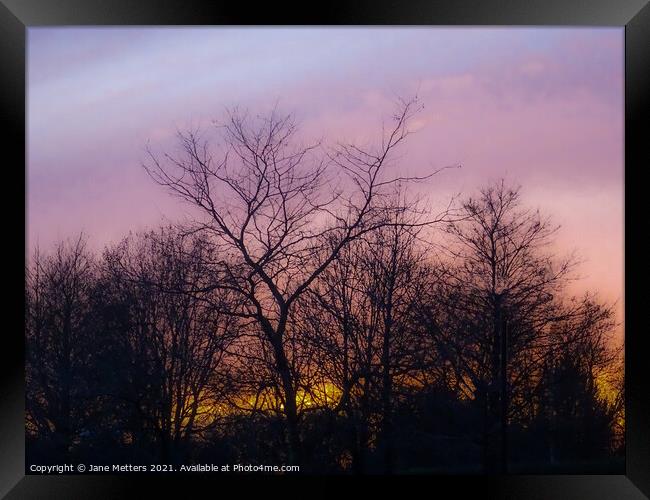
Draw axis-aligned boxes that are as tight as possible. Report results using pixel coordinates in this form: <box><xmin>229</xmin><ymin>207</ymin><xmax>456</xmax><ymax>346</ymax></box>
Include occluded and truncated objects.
<box><xmin>25</xmin><ymin>26</ymin><xmax>625</xmax><ymax>475</ymax></box>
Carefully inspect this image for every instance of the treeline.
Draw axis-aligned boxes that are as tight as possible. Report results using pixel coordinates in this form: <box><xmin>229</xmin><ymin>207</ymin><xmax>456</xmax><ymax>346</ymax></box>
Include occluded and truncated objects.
<box><xmin>26</xmin><ymin>101</ymin><xmax>624</xmax><ymax>473</ymax></box>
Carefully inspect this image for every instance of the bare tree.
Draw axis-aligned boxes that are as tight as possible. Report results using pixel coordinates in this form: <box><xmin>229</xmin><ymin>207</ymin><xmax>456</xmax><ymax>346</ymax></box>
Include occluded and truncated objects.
<box><xmin>25</xmin><ymin>236</ymin><xmax>96</xmax><ymax>461</ymax></box>
<box><xmin>302</xmin><ymin>200</ymin><xmax>433</xmax><ymax>472</ymax></box>
<box><xmin>100</xmin><ymin>228</ymin><xmax>238</xmax><ymax>463</ymax></box>
<box><xmin>355</xmin><ymin>209</ymin><xmax>431</xmax><ymax>473</ymax></box>
<box><xmin>533</xmin><ymin>296</ymin><xmax>622</xmax><ymax>463</ymax></box>
<box><xmin>143</xmin><ymin>97</ymin><xmax>445</xmax><ymax>463</ymax></box>
<box><xmin>428</xmin><ymin>180</ymin><xmax>578</xmax><ymax>472</ymax></box>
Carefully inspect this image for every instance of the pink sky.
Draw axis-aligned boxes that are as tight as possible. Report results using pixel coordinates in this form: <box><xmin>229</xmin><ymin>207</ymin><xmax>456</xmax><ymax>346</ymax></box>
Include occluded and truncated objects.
<box><xmin>27</xmin><ymin>28</ymin><xmax>624</xmax><ymax>334</ymax></box>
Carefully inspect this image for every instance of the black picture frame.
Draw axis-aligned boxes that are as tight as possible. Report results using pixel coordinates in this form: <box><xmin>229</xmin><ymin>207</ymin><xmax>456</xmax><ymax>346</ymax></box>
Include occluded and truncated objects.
<box><xmin>1</xmin><ymin>1</ymin><xmax>647</xmax><ymax>498</ymax></box>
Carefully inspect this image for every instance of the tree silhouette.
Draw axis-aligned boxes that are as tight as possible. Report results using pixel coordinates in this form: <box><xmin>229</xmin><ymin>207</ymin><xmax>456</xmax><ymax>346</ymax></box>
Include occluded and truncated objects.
<box><xmin>26</xmin><ymin>236</ymin><xmax>97</xmax><ymax>463</ymax></box>
<box><xmin>25</xmin><ymin>104</ymin><xmax>623</xmax><ymax>474</ymax></box>
<box><xmin>98</xmin><ymin>228</ymin><xmax>239</xmax><ymax>463</ymax></box>
<box><xmin>142</xmin><ymin>98</ymin><xmax>446</xmax><ymax>463</ymax></box>
<box><xmin>418</xmin><ymin>181</ymin><xmax>618</xmax><ymax>472</ymax></box>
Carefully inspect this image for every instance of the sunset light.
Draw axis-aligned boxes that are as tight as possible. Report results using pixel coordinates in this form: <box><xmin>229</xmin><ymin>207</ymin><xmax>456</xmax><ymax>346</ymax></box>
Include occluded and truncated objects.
<box><xmin>26</xmin><ymin>27</ymin><xmax>624</xmax><ymax>475</ymax></box>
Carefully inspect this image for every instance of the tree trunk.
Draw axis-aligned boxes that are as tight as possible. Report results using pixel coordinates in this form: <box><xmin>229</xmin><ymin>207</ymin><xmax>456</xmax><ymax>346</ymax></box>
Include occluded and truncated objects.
<box><xmin>499</xmin><ymin>314</ymin><xmax>508</xmax><ymax>474</ymax></box>
<box><xmin>381</xmin><ymin>305</ymin><xmax>394</xmax><ymax>474</ymax></box>
<box><xmin>271</xmin><ymin>330</ymin><xmax>301</xmax><ymax>466</ymax></box>
<box><xmin>60</xmin><ymin>307</ymin><xmax>73</xmax><ymax>463</ymax></box>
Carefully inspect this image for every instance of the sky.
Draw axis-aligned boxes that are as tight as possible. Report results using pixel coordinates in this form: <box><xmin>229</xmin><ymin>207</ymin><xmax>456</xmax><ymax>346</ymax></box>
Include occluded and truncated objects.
<box><xmin>27</xmin><ymin>27</ymin><xmax>624</xmax><ymax>332</ymax></box>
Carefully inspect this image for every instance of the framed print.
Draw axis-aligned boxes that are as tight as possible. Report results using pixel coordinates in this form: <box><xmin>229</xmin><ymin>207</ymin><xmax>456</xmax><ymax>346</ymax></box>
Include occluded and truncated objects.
<box><xmin>1</xmin><ymin>0</ymin><xmax>648</xmax><ymax>498</ymax></box>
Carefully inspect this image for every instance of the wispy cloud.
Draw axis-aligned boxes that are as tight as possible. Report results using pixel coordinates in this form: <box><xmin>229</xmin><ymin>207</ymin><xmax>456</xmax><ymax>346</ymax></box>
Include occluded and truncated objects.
<box><xmin>27</xmin><ymin>27</ymin><xmax>623</xmax><ymax>312</ymax></box>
